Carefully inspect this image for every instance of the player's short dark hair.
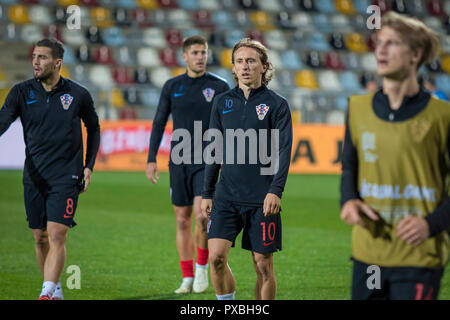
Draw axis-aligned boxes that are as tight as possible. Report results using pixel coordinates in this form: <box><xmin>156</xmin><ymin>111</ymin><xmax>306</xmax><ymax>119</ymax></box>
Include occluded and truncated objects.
<box><xmin>182</xmin><ymin>35</ymin><xmax>208</xmax><ymax>52</ymax></box>
<box><xmin>35</xmin><ymin>38</ymin><xmax>65</xmax><ymax>60</ymax></box>
<box><xmin>231</xmin><ymin>38</ymin><xmax>274</xmax><ymax>86</ymax></box>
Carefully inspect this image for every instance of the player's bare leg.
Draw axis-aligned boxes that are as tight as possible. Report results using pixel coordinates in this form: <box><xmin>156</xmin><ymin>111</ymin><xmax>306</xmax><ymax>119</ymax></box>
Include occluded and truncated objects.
<box><xmin>209</xmin><ymin>238</ymin><xmax>235</xmax><ymax>299</ymax></box>
<box><xmin>173</xmin><ymin>205</ymin><xmax>195</xmax><ymax>293</ymax></box>
<box><xmin>193</xmin><ymin>196</ymin><xmax>209</xmax><ymax>293</ymax></box>
<box><xmin>252</xmin><ymin>252</ymin><xmax>276</xmax><ymax>300</ymax></box>
<box><xmin>38</xmin><ymin>222</ymin><xmax>68</xmax><ymax>299</ymax></box>
<box><xmin>32</xmin><ymin>228</ymin><xmax>49</xmax><ymax>276</ymax></box>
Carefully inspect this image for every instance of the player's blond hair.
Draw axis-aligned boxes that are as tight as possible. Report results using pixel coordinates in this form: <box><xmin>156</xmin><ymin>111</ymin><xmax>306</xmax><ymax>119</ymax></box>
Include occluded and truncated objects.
<box><xmin>231</xmin><ymin>38</ymin><xmax>274</xmax><ymax>85</ymax></box>
<box><xmin>379</xmin><ymin>11</ymin><xmax>440</xmax><ymax>69</ymax></box>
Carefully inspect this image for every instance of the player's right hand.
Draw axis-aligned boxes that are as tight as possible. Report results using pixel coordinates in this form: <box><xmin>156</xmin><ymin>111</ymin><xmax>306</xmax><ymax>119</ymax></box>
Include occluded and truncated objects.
<box><xmin>146</xmin><ymin>162</ymin><xmax>159</xmax><ymax>184</ymax></box>
<box><xmin>340</xmin><ymin>199</ymin><xmax>379</xmax><ymax>228</ymax></box>
<box><xmin>201</xmin><ymin>198</ymin><xmax>213</xmax><ymax>218</ymax></box>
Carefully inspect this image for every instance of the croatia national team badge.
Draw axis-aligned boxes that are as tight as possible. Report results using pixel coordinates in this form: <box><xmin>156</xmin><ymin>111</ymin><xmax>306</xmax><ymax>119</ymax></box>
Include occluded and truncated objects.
<box><xmin>256</xmin><ymin>104</ymin><xmax>270</xmax><ymax>120</ymax></box>
<box><xmin>202</xmin><ymin>88</ymin><xmax>215</xmax><ymax>103</ymax></box>
<box><xmin>60</xmin><ymin>94</ymin><xmax>73</xmax><ymax>111</ymax></box>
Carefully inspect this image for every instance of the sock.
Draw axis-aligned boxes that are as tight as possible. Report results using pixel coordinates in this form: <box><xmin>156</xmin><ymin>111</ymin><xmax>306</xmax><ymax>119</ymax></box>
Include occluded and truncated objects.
<box><xmin>40</xmin><ymin>281</ymin><xmax>56</xmax><ymax>297</ymax></box>
<box><xmin>216</xmin><ymin>292</ymin><xmax>235</xmax><ymax>300</ymax></box>
<box><xmin>180</xmin><ymin>260</ymin><xmax>194</xmax><ymax>278</ymax></box>
<box><xmin>196</xmin><ymin>246</ymin><xmax>209</xmax><ymax>266</ymax></box>
<box><xmin>196</xmin><ymin>262</ymin><xmax>208</xmax><ymax>270</ymax></box>
<box><xmin>53</xmin><ymin>282</ymin><xmax>64</xmax><ymax>298</ymax></box>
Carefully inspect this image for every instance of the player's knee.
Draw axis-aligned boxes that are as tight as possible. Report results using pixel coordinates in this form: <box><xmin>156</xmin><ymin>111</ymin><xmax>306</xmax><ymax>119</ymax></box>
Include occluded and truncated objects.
<box><xmin>33</xmin><ymin>232</ymin><xmax>48</xmax><ymax>247</ymax></box>
<box><xmin>254</xmin><ymin>257</ymin><xmax>273</xmax><ymax>280</ymax></box>
<box><xmin>48</xmin><ymin>230</ymin><xmax>67</xmax><ymax>247</ymax></box>
<box><xmin>195</xmin><ymin>214</ymin><xmax>208</xmax><ymax>231</ymax></box>
<box><xmin>209</xmin><ymin>253</ymin><xmax>227</xmax><ymax>272</ymax></box>
<box><xmin>176</xmin><ymin>215</ymin><xmax>191</xmax><ymax>231</ymax></box>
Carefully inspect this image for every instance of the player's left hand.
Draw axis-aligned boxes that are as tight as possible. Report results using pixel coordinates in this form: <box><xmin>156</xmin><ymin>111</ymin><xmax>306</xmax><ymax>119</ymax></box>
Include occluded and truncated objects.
<box><xmin>80</xmin><ymin>168</ymin><xmax>92</xmax><ymax>194</ymax></box>
<box><xmin>263</xmin><ymin>193</ymin><xmax>281</xmax><ymax>216</ymax></box>
<box><xmin>396</xmin><ymin>215</ymin><xmax>430</xmax><ymax>246</ymax></box>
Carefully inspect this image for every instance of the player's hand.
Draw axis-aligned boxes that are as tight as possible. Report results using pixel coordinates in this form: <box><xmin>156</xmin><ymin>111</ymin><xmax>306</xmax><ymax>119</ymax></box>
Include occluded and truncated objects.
<box><xmin>146</xmin><ymin>162</ymin><xmax>159</xmax><ymax>184</ymax></box>
<box><xmin>340</xmin><ymin>199</ymin><xmax>379</xmax><ymax>228</ymax></box>
<box><xmin>80</xmin><ymin>167</ymin><xmax>92</xmax><ymax>193</ymax></box>
<box><xmin>396</xmin><ymin>215</ymin><xmax>430</xmax><ymax>246</ymax></box>
<box><xmin>263</xmin><ymin>193</ymin><xmax>281</xmax><ymax>216</ymax></box>
<box><xmin>201</xmin><ymin>198</ymin><xmax>213</xmax><ymax>219</ymax></box>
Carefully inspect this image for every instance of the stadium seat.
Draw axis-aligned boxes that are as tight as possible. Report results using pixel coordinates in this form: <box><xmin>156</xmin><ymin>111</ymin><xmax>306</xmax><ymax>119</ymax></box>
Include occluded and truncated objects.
<box><xmin>353</xmin><ymin>0</ymin><xmax>371</xmax><ymax>14</ymax></box>
<box><xmin>339</xmin><ymin>71</ymin><xmax>361</xmax><ymax>91</ymax></box>
<box><xmin>264</xmin><ymin>30</ymin><xmax>287</xmax><ymax>51</ymax></box>
<box><xmin>345</xmin><ymin>33</ymin><xmax>369</xmax><ymax>53</ymax></box>
<box><xmin>130</xmin><ymin>9</ymin><xmax>151</xmax><ymax>27</ymax></box>
<box><xmin>56</xmin><ymin>0</ymin><xmax>79</xmax><ymax>6</ymax></box>
<box><xmin>178</xmin><ymin>0</ymin><xmax>199</xmax><ymax>10</ymax></box>
<box><xmin>295</xmin><ymin>70</ymin><xmax>319</xmax><ymax>89</ymax></box>
<box><xmin>313</xmin><ymin>14</ymin><xmax>333</xmax><ymax>33</ymax></box>
<box><xmin>21</xmin><ymin>24</ymin><xmax>42</xmax><ymax>43</ymax></box>
<box><xmin>134</xmin><ymin>66</ymin><xmax>150</xmax><ymax>84</ymax></box>
<box><xmin>276</xmin><ymin>69</ymin><xmax>294</xmax><ymax>88</ymax></box>
<box><xmin>29</xmin><ymin>5</ymin><xmax>52</xmax><ymax>25</ymax></box>
<box><xmin>268</xmin><ymin>50</ymin><xmax>282</xmax><ymax>69</ymax></box>
<box><xmin>318</xmin><ymin>70</ymin><xmax>341</xmax><ymax>91</ymax></box>
<box><xmin>80</xmin><ymin>0</ymin><xmax>99</xmax><ymax>5</ymax></box>
<box><xmin>335</xmin><ymin>94</ymin><xmax>349</xmax><ymax>111</ymax></box>
<box><xmin>441</xmin><ymin>36</ymin><xmax>450</xmax><ymax>54</ymax></box>
<box><xmin>165</xmin><ymin>28</ymin><xmax>183</xmax><ymax>47</ymax></box>
<box><xmin>212</xmin><ymin>11</ymin><xmax>234</xmax><ymax>30</ymax></box>
<box><xmin>76</xmin><ymin>44</ymin><xmax>92</xmax><ymax>63</ymax></box>
<box><xmin>291</xmin><ymin>30</ymin><xmax>310</xmax><ymax>51</ymax></box>
<box><xmin>255</xmin><ymin>0</ymin><xmax>281</xmax><ymax>12</ymax></box>
<box><xmin>62</xmin><ymin>28</ymin><xmax>85</xmax><ymax>46</ymax></box>
<box><xmin>327</xmin><ymin>110</ymin><xmax>345</xmax><ymax>124</ymax></box>
<box><xmin>137</xmin><ymin>0</ymin><xmax>159</xmax><ymax>9</ymax></box>
<box><xmin>441</xmin><ymin>55</ymin><xmax>450</xmax><ymax>74</ymax></box>
<box><xmin>193</xmin><ymin>9</ymin><xmax>214</xmax><ymax>29</ymax></box>
<box><xmin>197</xmin><ymin>0</ymin><xmax>219</xmax><ymax>10</ymax></box>
<box><xmin>224</xmin><ymin>29</ymin><xmax>245</xmax><ymax>48</ymax></box>
<box><xmin>308</xmin><ymin>33</ymin><xmax>330</xmax><ymax>52</ymax></box>
<box><xmin>114</xmin><ymin>46</ymin><xmax>136</xmax><ymax>66</ymax></box>
<box><xmin>8</xmin><ymin>4</ymin><xmax>31</xmax><ymax>24</ymax></box>
<box><xmin>280</xmin><ymin>0</ymin><xmax>298</xmax><ymax>10</ymax></box>
<box><xmin>247</xmin><ymin>30</ymin><xmax>265</xmax><ymax>46</ymax></box>
<box><xmin>123</xmin><ymin>87</ymin><xmax>140</xmax><ymax>105</ymax></box>
<box><xmin>62</xmin><ymin>45</ymin><xmax>77</xmax><ymax>65</ymax></box>
<box><xmin>406</xmin><ymin>0</ymin><xmax>425</xmax><ymax>16</ymax></box>
<box><xmin>53</xmin><ymin>7</ymin><xmax>67</xmax><ymax>24</ymax></box>
<box><xmin>329</xmin><ymin>32</ymin><xmax>347</xmax><ymax>50</ymax></box>
<box><xmin>137</xmin><ymin>47</ymin><xmax>160</xmax><ymax>67</ymax></box>
<box><xmin>89</xmin><ymin>65</ymin><xmax>113</xmax><ymax>88</ymax></box>
<box><xmin>276</xmin><ymin>11</ymin><xmax>296</xmax><ymax>30</ymax></box>
<box><xmin>335</xmin><ymin>0</ymin><xmax>356</xmax><ymax>15</ymax></box>
<box><xmin>291</xmin><ymin>12</ymin><xmax>314</xmax><ymax>31</ymax></box>
<box><xmin>86</xmin><ymin>26</ymin><xmax>103</xmax><ymax>44</ymax></box>
<box><xmin>150</xmin><ymin>67</ymin><xmax>172</xmax><ymax>88</ymax></box>
<box><xmin>94</xmin><ymin>45</ymin><xmax>114</xmax><ymax>64</ymax></box>
<box><xmin>325</xmin><ymin>52</ymin><xmax>345</xmax><ymax>70</ymax></box>
<box><xmin>172</xmin><ymin>67</ymin><xmax>185</xmax><ymax>77</ymax></box>
<box><xmin>60</xmin><ymin>65</ymin><xmax>71</xmax><ymax>79</ymax></box>
<box><xmin>158</xmin><ymin>0</ymin><xmax>177</xmax><ymax>9</ymax></box>
<box><xmin>90</xmin><ymin>7</ymin><xmax>113</xmax><ymax>28</ymax></box>
<box><xmin>159</xmin><ymin>47</ymin><xmax>179</xmax><ymax>67</ymax></box>
<box><xmin>220</xmin><ymin>48</ymin><xmax>233</xmax><ymax>69</ymax></box>
<box><xmin>167</xmin><ymin>9</ymin><xmax>193</xmax><ymax>29</ymax></box>
<box><xmin>239</xmin><ymin>0</ymin><xmax>258</xmax><ymax>9</ymax></box>
<box><xmin>435</xmin><ymin>74</ymin><xmax>450</xmax><ymax>92</ymax></box>
<box><xmin>299</xmin><ymin>0</ymin><xmax>316</xmax><ymax>11</ymax></box>
<box><xmin>113</xmin><ymin>66</ymin><xmax>133</xmax><ymax>84</ymax></box>
<box><xmin>119</xmin><ymin>106</ymin><xmax>138</xmax><ymax>120</ymax></box>
<box><xmin>351</xmin><ymin>14</ymin><xmax>369</xmax><ymax>34</ymax></box>
<box><xmin>207</xmin><ymin>49</ymin><xmax>220</xmax><ymax>67</ymax></box>
<box><xmin>110</xmin><ymin>88</ymin><xmax>126</xmax><ymax>108</ymax></box>
<box><xmin>182</xmin><ymin>28</ymin><xmax>202</xmax><ymax>39</ymax></box>
<box><xmin>361</xmin><ymin>53</ymin><xmax>377</xmax><ymax>72</ymax></box>
<box><xmin>103</xmin><ymin>27</ymin><xmax>126</xmax><ymax>47</ymax></box>
<box><xmin>281</xmin><ymin>50</ymin><xmax>304</xmax><ymax>69</ymax></box>
<box><xmin>315</xmin><ymin>0</ymin><xmax>336</xmax><ymax>13</ymax></box>
<box><xmin>79</xmin><ymin>6</ymin><xmax>92</xmax><ymax>27</ymax></box>
<box><xmin>424</xmin><ymin>16</ymin><xmax>444</xmax><ymax>33</ymax></box>
<box><xmin>427</xmin><ymin>0</ymin><xmax>445</xmax><ymax>16</ymax></box>
<box><xmin>249</xmin><ymin>11</ymin><xmax>274</xmax><ymax>31</ymax></box>
<box><xmin>142</xmin><ymin>28</ymin><xmax>166</xmax><ymax>48</ymax></box>
<box><xmin>312</xmin><ymin>95</ymin><xmax>332</xmax><ymax>111</ymax></box>
<box><xmin>44</xmin><ymin>24</ymin><xmax>63</xmax><ymax>43</ymax></box>
<box><xmin>235</xmin><ymin>10</ymin><xmax>252</xmax><ymax>29</ymax></box>
<box><xmin>113</xmin><ymin>7</ymin><xmax>130</xmax><ymax>26</ymax></box>
<box><xmin>392</xmin><ymin>0</ymin><xmax>408</xmax><ymax>14</ymax></box>
<box><xmin>331</xmin><ymin>14</ymin><xmax>352</xmax><ymax>32</ymax></box>
<box><xmin>140</xmin><ymin>87</ymin><xmax>160</xmax><ymax>108</ymax></box>
<box><xmin>372</xmin><ymin>0</ymin><xmax>390</xmax><ymax>13</ymax></box>
<box><xmin>72</xmin><ymin>65</ymin><xmax>89</xmax><ymax>84</ymax></box>
<box><xmin>342</xmin><ymin>52</ymin><xmax>361</xmax><ymax>70</ymax></box>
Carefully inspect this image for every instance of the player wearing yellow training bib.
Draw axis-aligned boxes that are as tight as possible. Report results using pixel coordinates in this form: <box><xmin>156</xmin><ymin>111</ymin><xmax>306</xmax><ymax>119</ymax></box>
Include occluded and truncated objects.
<box><xmin>340</xmin><ymin>12</ymin><xmax>450</xmax><ymax>300</ymax></box>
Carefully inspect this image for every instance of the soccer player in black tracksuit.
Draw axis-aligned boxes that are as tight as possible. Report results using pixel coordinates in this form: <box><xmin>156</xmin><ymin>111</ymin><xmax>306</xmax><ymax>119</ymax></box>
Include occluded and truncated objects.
<box><xmin>146</xmin><ymin>36</ymin><xmax>229</xmax><ymax>294</ymax></box>
<box><xmin>0</xmin><ymin>39</ymin><xmax>100</xmax><ymax>299</ymax></box>
<box><xmin>201</xmin><ymin>38</ymin><xmax>292</xmax><ymax>300</ymax></box>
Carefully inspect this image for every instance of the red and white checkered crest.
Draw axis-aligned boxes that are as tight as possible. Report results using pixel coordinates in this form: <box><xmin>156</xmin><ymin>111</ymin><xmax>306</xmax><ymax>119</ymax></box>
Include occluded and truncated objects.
<box><xmin>255</xmin><ymin>104</ymin><xmax>269</xmax><ymax>120</ymax></box>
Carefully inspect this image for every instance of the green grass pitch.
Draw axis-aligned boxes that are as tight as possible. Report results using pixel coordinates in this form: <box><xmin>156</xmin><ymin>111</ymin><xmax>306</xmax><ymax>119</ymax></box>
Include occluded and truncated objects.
<box><xmin>0</xmin><ymin>170</ymin><xmax>449</xmax><ymax>300</ymax></box>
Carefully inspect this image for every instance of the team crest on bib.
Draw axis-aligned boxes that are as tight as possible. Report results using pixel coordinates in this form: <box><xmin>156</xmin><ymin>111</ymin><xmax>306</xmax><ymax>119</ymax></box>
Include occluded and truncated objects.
<box><xmin>60</xmin><ymin>94</ymin><xmax>73</xmax><ymax>110</ymax></box>
<box><xmin>202</xmin><ymin>88</ymin><xmax>215</xmax><ymax>103</ymax></box>
<box><xmin>256</xmin><ymin>104</ymin><xmax>270</xmax><ymax>120</ymax></box>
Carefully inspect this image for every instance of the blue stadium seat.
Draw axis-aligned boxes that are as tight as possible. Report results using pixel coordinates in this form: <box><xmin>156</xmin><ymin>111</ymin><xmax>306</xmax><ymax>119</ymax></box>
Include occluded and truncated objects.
<box><xmin>115</xmin><ymin>46</ymin><xmax>136</xmax><ymax>66</ymax></box>
<box><xmin>353</xmin><ymin>0</ymin><xmax>371</xmax><ymax>14</ymax></box>
<box><xmin>222</xmin><ymin>0</ymin><xmax>238</xmax><ymax>10</ymax></box>
<box><xmin>264</xmin><ymin>30</ymin><xmax>287</xmax><ymax>50</ymax></box>
<box><xmin>315</xmin><ymin>0</ymin><xmax>336</xmax><ymax>13</ymax></box>
<box><xmin>339</xmin><ymin>71</ymin><xmax>361</xmax><ymax>91</ymax></box>
<box><xmin>308</xmin><ymin>32</ymin><xmax>330</xmax><ymax>51</ymax></box>
<box><xmin>212</xmin><ymin>11</ymin><xmax>235</xmax><ymax>30</ymax></box>
<box><xmin>312</xmin><ymin>14</ymin><xmax>333</xmax><ymax>33</ymax></box>
<box><xmin>281</xmin><ymin>50</ymin><xmax>304</xmax><ymax>69</ymax></box>
<box><xmin>224</xmin><ymin>29</ymin><xmax>245</xmax><ymax>48</ymax></box>
<box><xmin>178</xmin><ymin>0</ymin><xmax>200</xmax><ymax>10</ymax></box>
<box><xmin>335</xmin><ymin>94</ymin><xmax>349</xmax><ymax>111</ymax></box>
<box><xmin>331</xmin><ymin>14</ymin><xmax>351</xmax><ymax>32</ymax></box>
<box><xmin>103</xmin><ymin>27</ymin><xmax>126</xmax><ymax>47</ymax></box>
<box><xmin>435</xmin><ymin>74</ymin><xmax>450</xmax><ymax>93</ymax></box>
<box><xmin>117</xmin><ymin>0</ymin><xmax>137</xmax><ymax>8</ymax></box>
<box><xmin>0</xmin><ymin>0</ymin><xmax>17</xmax><ymax>4</ymax></box>
<box><xmin>62</xmin><ymin>45</ymin><xmax>77</xmax><ymax>65</ymax></box>
<box><xmin>291</xmin><ymin>12</ymin><xmax>314</xmax><ymax>32</ymax></box>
